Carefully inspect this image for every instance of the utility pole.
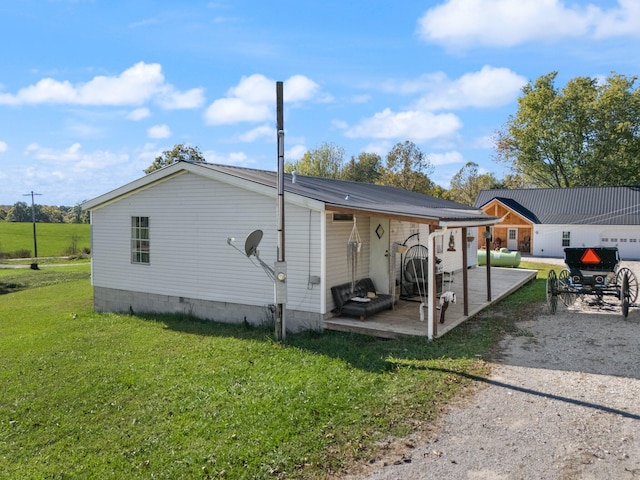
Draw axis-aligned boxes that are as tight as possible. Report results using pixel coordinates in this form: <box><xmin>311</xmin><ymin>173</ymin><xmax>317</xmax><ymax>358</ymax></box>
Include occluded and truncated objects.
<box><xmin>274</xmin><ymin>81</ymin><xmax>287</xmax><ymax>340</ymax></box>
<box><xmin>23</xmin><ymin>191</ymin><xmax>42</xmax><ymax>270</ymax></box>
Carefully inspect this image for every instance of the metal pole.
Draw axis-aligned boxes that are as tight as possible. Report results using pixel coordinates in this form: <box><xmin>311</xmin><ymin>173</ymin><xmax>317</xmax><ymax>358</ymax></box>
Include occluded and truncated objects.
<box><xmin>23</xmin><ymin>191</ymin><xmax>42</xmax><ymax>270</ymax></box>
<box><xmin>275</xmin><ymin>81</ymin><xmax>286</xmax><ymax>340</ymax></box>
<box><xmin>485</xmin><ymin>226</ymin><xmax>492</xmax><ymax>301</ymax></box>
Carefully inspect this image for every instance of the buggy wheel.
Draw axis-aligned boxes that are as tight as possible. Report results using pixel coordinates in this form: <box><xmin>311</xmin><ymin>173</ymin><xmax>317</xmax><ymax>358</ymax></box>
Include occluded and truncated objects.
<box><xmin>558</xmin><ymin>269</ymin><xmax>576</xmax><ymax>306</ymax></box>
<box><xmin>621</xmin><ymin>272</ymin><xmax>630</xmax><ymax>318</ymax></box>
<box><xmin>546</xmin><ymin>269</ymin><xmax>558</xmax><ymax>314</ymax></box>
<box><xmin>616</xmin><ymin>267</ymin><xmax>638</xmax><ymax>304</ymax></box>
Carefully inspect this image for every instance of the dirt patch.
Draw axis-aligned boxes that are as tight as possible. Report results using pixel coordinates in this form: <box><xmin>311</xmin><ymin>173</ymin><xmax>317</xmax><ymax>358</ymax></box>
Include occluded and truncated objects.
<box><xmin>355</xmin><ymin>262</ymin><xmax>640</xmax><ymax>480</ymax></box>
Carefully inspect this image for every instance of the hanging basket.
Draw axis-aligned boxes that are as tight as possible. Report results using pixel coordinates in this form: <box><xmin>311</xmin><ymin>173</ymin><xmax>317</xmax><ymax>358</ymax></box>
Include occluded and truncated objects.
<box><xmin>348</xmin><ymin>240</ymin><xmax>362</xmax><ymax>253</ymax></box>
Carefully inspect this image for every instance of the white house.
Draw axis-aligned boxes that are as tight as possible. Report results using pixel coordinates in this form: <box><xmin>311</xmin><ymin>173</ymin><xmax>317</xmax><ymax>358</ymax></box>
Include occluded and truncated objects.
<box><xmin>82</xmin><ymin>161</ymin><xmax>500</xmax><ymax>333</ymax></box>
<box><xmin>475</xmin><ymin>186</ymin><xmax>640</xmax><ymax>260</ymax></box>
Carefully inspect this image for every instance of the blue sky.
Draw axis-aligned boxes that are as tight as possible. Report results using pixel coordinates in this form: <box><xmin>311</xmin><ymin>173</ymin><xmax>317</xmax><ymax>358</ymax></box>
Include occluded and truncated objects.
<box><xmin>0</xmin><ymin>0</ymin><xmax>638</xmax><ymax>206</ymax></box>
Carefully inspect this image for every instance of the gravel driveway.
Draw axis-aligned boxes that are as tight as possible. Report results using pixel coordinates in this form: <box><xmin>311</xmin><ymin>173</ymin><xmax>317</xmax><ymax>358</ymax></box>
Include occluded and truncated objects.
<box><xmin>357</xmin><ymin>259</ymin><xmax>640</xmax><ymax>480</ymax></box>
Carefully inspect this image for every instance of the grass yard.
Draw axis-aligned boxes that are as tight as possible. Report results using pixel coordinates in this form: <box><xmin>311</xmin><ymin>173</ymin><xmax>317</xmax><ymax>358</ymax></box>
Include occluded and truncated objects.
<box><xmin>0</xmin><ymin>262</ymin><xmax>550</xmax><ymax>479</ymax></box>
<box><xmin>0</xmin><ymin>222</ymin><xmax>90</xmax><ymax>258</ymax></box>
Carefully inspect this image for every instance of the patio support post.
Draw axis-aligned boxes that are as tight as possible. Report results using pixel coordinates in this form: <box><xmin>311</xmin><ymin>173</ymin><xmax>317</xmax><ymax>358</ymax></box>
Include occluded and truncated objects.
<box><xmin>462</xmin><ymin>227</ymin><xmax>469</xmax><ymax>316</ymax></box>
<box><xmin>485</xmin><ymin>226</ymin><xmax>492</xmax><ymax>301</ymax></box>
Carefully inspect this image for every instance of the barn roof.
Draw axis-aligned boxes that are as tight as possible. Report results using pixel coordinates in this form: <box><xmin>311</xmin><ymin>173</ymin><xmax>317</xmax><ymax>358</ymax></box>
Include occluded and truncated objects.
<box><xmin>83</xmin><ymin>161</ymin><xmax>500</xmax><ymax>227</ymax></box>
<box><xmin>474</xmin><ymin>186</ymin><xmax>640</xmax><ymax>225</ymax></box>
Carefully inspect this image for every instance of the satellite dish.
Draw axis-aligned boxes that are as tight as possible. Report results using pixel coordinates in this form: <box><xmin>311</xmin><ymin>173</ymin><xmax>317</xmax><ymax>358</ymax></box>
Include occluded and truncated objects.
<box><xmin>244</xmin><ymin>229</ymin><xmax>263</xmax><ymax>257</ymax></box>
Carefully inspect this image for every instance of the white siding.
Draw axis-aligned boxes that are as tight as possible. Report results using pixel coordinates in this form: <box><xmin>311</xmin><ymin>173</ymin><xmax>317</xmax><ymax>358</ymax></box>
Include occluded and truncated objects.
<box><xmin>533</xmin><ymin>224</ymin><xmax>640</xmax><ymax>260</ymax></box>
<box><xmin>324</xmin><ymin>214</ymin><xmax>371</xmax><ymax>311</ymax></box>
<box><xmin>91</xmin><ymin>172</ymin><xmax>323</xmax><ymax>313</ymax></box>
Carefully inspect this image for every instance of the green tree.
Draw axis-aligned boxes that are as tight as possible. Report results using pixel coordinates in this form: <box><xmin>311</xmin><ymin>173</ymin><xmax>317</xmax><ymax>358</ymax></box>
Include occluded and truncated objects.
<box><xmin>144</xmin><ymin>144</ymin><xmax>206</xmax><ymax>174</ymax></box>
<box><xmin>285</xmin><ymin>142</ymin><xmax>344</xmax><ymax>178</ymax></box>
<box><xmin>341</xmin><ymin>152</ymin><xmax>382</xmax><ymax>183</ymax></box>
<box><xmin>448</xmin><ymin>162</ymin><xmax>499</xmax><ymax>205</ymax></box>
<box><xmin>6</xmin><ymin>202</ymin><xmax>31</xmax><ymax>222</ymax></box>
<box><xmin>380</xmin><ymin>141</ymin><xmax>434</xmax><ymax>194</ymax></box>
<box><xmin>495</xmin><ymin>72</ymin><xmax>640</xmax><ymax>187</ymax></box>
<box><xmin>70</xmin><ymin>203</ymin><xmax>90</xmax><ymax>224</ymax></box>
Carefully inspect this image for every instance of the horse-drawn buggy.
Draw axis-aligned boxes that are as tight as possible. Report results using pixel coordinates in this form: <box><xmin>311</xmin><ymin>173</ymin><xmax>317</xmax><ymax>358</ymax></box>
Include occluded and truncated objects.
<box><xmin>546</xmin><ymin>247</ymin><xmax>638</xmax><ymax>318</ymax></box>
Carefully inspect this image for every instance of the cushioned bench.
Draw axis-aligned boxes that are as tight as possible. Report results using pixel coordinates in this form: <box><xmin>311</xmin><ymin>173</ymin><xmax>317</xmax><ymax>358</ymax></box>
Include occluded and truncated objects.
<box><xmin>331</xmin><ymin>278</ymin><xmax>394</xmax><ymax>321</ymax></box>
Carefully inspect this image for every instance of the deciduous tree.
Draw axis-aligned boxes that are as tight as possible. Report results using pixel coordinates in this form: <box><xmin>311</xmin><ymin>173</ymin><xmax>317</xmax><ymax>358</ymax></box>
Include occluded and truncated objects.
<box><xmin>380</xmin><ymin>141</ymin><xmax>434</xmax><ymax>194</ymax></box>
<box><xmin>144</xmin><ymin>144</ymin><xmax>206</xmax><ymax>174</ymax></box>
<box><xmin>341</xmin><ymin>152</ymin><xmax>382</xmax><ymax>183</ymax></box>
<box><xmin>285</xmin><ymin>142</ymin><xmax>344</xmax><ymax>178</ymax></box>
<box><xmin>448</xmin><ymin>162</ymin><xmax>499</xmax><ymax>205</ymax></box>
<box><xmin>495</xmin><ymin>72</ymin><xmax>640</xmax><ymax>187</ymax></box>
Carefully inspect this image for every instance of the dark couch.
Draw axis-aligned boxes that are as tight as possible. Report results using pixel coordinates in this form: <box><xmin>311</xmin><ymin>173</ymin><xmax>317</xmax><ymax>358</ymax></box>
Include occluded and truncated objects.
<box><xmin>331</xmin><ymin>278</ymin><xmax>394</xmax><ymax>321</ymax></box>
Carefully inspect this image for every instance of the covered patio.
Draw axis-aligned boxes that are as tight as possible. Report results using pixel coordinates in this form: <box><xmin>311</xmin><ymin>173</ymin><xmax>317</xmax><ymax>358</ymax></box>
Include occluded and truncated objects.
<box><xmin>324</xmin><ymin>265</ymin><xmax>538</xmax><ymax>338</ymax></box>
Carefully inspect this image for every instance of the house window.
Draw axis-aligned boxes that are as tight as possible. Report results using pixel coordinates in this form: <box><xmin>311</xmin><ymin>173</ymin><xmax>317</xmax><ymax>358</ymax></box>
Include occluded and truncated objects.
<box><xmin>562</xmin><ymin>231</ymin><xmax>571</xmax><ymax>247</ymax></box>
<box><xmin>131</xmin><ymin>216</ymin><xmax>150</xmax><ymax>264</ymax></box>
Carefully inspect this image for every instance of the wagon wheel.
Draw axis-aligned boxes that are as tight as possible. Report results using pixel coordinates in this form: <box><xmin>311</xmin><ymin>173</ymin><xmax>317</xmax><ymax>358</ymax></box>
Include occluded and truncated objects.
<box><xmin>621</xmin><ymin>271</ymin><xmax>630</xmax><ymax>318</ymax></box>
<box><xmin>546</xmin><ymin>269</ymin><xmax>558</xmax><ymax>314</ymax></box>
<box><xmin>558</xmin><ymin>269</ymin><xmax>576</xmax><ymax>306</ymax></box>
<box><xmin>616</xmin><ymin>267</ymin><xmax>638</xmax><ymax>304</ymax></box>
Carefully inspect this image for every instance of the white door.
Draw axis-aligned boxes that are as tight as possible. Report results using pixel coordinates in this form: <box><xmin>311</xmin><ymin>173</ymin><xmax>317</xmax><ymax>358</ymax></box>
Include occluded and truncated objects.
<box><xmin>369</xmin><ymin>218</ymin><xmax>390</xmax><ymax>293</ymax></box>
<box><xmin>507</xmin><ymin>228</ymin><xmax>518</xmax><ymax>251</ymax></box>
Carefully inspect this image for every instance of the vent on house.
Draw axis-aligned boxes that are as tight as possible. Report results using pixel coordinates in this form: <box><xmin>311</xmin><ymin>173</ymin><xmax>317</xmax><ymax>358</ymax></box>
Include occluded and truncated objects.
<box><xmin>333</xmin><ymin>213</ymin><xmax>354</xmax><ymax>222</ymax></box>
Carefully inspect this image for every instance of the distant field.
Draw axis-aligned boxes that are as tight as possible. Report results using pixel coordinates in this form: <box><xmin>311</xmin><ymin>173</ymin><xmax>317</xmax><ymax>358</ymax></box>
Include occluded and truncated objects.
<box><xmin>0</xmin><ymin>222</ymin><xmax>90</xmax><ymax>258</ymax></box>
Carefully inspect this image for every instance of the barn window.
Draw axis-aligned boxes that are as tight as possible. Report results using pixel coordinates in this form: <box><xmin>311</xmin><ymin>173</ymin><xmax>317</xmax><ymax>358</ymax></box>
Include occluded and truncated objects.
<box><xmin>131</xmin><ymin>216</ymin><xmax>150</xmax><ymax>264</ymax></box>
<box><xmin>562</xmin><ymin>231</ymin><xmax>571</xmax><ymax>247</ymax></box>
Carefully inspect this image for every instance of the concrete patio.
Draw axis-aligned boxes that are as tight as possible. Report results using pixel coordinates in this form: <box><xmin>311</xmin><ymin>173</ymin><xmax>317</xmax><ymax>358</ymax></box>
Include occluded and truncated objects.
<box><xmin>324</xmin><ymin>266</ymin><xmax>539</xmax><ymax>339</ymax></box>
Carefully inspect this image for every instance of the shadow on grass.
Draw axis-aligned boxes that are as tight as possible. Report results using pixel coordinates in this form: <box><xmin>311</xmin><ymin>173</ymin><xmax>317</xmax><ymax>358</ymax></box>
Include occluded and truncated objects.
<box><xmin>0</xmin><ymin>282</ymin><xmax>24</xmax><ymax>295</ymax></box>
<box><xmin>139</xmin><ymin>310</ymin><xmax>495</xmax><ymax>374</ymax></box>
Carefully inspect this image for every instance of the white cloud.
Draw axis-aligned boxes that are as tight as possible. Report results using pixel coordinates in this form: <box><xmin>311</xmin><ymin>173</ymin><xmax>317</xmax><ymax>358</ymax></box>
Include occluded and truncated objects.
<box><xmin>343</xmin><ymin>108</ymin><xmax>462</xmax><ymax>141</ymax></box>
<box><xmin>204</xmin><ymin>73</ymin><xmax>320</xmax><ymax>125</ymax></box>
<box><xmin>156</xmin><ymin>87</ymin><xmax>205</xmax><ymax>109</ymax></box>
<box><xmin>237</xmin><ymin>124</ymin><xmax>273</xmax><ymax>142</ymax></box>
<box><xmin>594</xmin><ymin>0</ymin><xmax>640</xmax><ymax>37</ymax></box>
<box><xmin>202</xmin><ymin>149</ymin><xmax>252</xmax><ymax>166</ymax></box>
<box><xmin>286</xmin><ymin>144</ymin><xmax>307</xmax><ymax>160</ymax></box>
<box><xmin>127</xmin><ymin>107</ymin><xmax>151</xmax><ymax>120</ymax></box>
<box><xmin>147</xmin><ymin>124</ymin><xmax>171</xmax><ymax>139</ymax></box>
<box><xmin>24</xmin><ymin>143</ymin><xmax>129</xmax><ymax>172</ymax></box>
<box><xmin>428</xmin><ymin>150</ymin><xmax>465</xmax><ymax>166</ymax></box>
<box><xmin>0</xmin><ymin>62</ymin><xmax>204</xmax><ymax>109</ymax></box>
<box><xmin>0</xmin><ymin>141</ymin><xmax>7</xmax><ymax>153</ymax></box>
<box><xmin>205</xmin><ymin>97</ymin><xmax>271</xmax><ymax>125</ymax></box>
<box><xmin>417</xmin><ymin>0</ymin><xmax>640</xmax><ymax>48</ymax></box>
<box><xmin>415</xmin><ymin>66</ymin><xmax>527</xmax><ymax>111</ymax></box>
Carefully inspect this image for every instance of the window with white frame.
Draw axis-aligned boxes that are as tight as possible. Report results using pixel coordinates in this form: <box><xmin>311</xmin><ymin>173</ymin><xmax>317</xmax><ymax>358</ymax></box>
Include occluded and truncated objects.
<box><xmin>131</xmin><ymin>216</ymin><xmax>150</xmax><ymax>264</ymax></box>
<box><xmin>562</xmin><ymin>231</ymin><xmax>571</xmax><ymax>247</ymax></box>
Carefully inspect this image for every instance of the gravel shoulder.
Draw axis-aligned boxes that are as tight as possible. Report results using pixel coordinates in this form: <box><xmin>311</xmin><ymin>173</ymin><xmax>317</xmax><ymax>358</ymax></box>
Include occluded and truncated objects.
<box><xmin>356</xmin><ymin>259</ymin><xmax>640</xmax><ymax>480</ymax></box>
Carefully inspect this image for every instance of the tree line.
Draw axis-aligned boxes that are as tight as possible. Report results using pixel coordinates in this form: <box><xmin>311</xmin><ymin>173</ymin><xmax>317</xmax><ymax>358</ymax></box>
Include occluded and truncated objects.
<box><xmin>0</xmin><ymin>203</ymin><xmax>89</xmax><ymax>223</ymax></box>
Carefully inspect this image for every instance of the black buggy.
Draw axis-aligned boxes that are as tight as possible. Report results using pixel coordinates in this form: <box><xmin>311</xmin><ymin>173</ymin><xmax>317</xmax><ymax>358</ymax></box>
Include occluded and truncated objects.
<box><xmin>546</xmin><ymin>247</ymin><xmax>638</xmax><ymax>318</ymax></box>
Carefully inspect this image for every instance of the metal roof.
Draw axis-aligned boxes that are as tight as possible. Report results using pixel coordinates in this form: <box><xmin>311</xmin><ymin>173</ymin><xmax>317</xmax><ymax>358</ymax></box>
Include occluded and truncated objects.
<box><xmin>474</xmin><ymin>186</ymin><xmax>640</xmax><ymax>225</ymax></box>
<box><xmin>202</xmin><ymin>163</ymin><xmax>497</xmax><ymax>224</ymax></box>
<box><xmin>83</xmin><ymin>161</ymin><xmax>500</xmax><ymax>226</ymax></box>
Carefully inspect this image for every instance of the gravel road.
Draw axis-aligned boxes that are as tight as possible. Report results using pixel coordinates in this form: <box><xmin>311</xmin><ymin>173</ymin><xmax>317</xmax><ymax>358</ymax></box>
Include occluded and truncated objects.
<box><xmin>356</xmin><ymin>259</ymin><xmax>640</xmax><ymax>480</ymax></box>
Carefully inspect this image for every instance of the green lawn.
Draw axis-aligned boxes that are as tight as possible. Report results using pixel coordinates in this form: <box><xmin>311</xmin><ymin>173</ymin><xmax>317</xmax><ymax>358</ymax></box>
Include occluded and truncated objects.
<box><xmin>0</xmin><ymin>222</ymin><xmax>90</xmax><ymax>258</ymax></box>
<box><xmin>0</xmin><ymin>263</ymin><xmax>549</xmax><ymax>479</ymax></box>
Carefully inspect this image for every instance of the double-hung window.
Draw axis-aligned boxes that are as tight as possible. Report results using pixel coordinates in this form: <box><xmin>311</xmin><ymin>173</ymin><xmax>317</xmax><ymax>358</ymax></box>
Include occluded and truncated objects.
<box><xmin>131</xmin><ymin>216</ymin><xmax>150</xmax><ymax>264</ymax></box>
<box><xmin>561</xmin><ymin>231</ymin><xmax>571</xmax><ymax>247</ymax></box>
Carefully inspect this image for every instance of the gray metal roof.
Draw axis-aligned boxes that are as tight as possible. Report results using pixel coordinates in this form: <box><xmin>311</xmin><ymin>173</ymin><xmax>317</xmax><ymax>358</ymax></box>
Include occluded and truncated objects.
<box><xmin>201</xmin><ymin>163</ymin><xmax>496</xmax><ymax>224</ymax></box>
<box><xmin>474</xmin><ymin>186</ymin><xmax>640</xmax><ymax>225</ymax></box>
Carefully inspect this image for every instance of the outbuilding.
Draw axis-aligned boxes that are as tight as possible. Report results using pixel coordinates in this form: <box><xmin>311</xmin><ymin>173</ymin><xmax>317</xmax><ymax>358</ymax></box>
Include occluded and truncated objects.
<box><xmin>474</xmin><ymin>186</ymin><xmax>640</xmax><ymax>260</ymax></box>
